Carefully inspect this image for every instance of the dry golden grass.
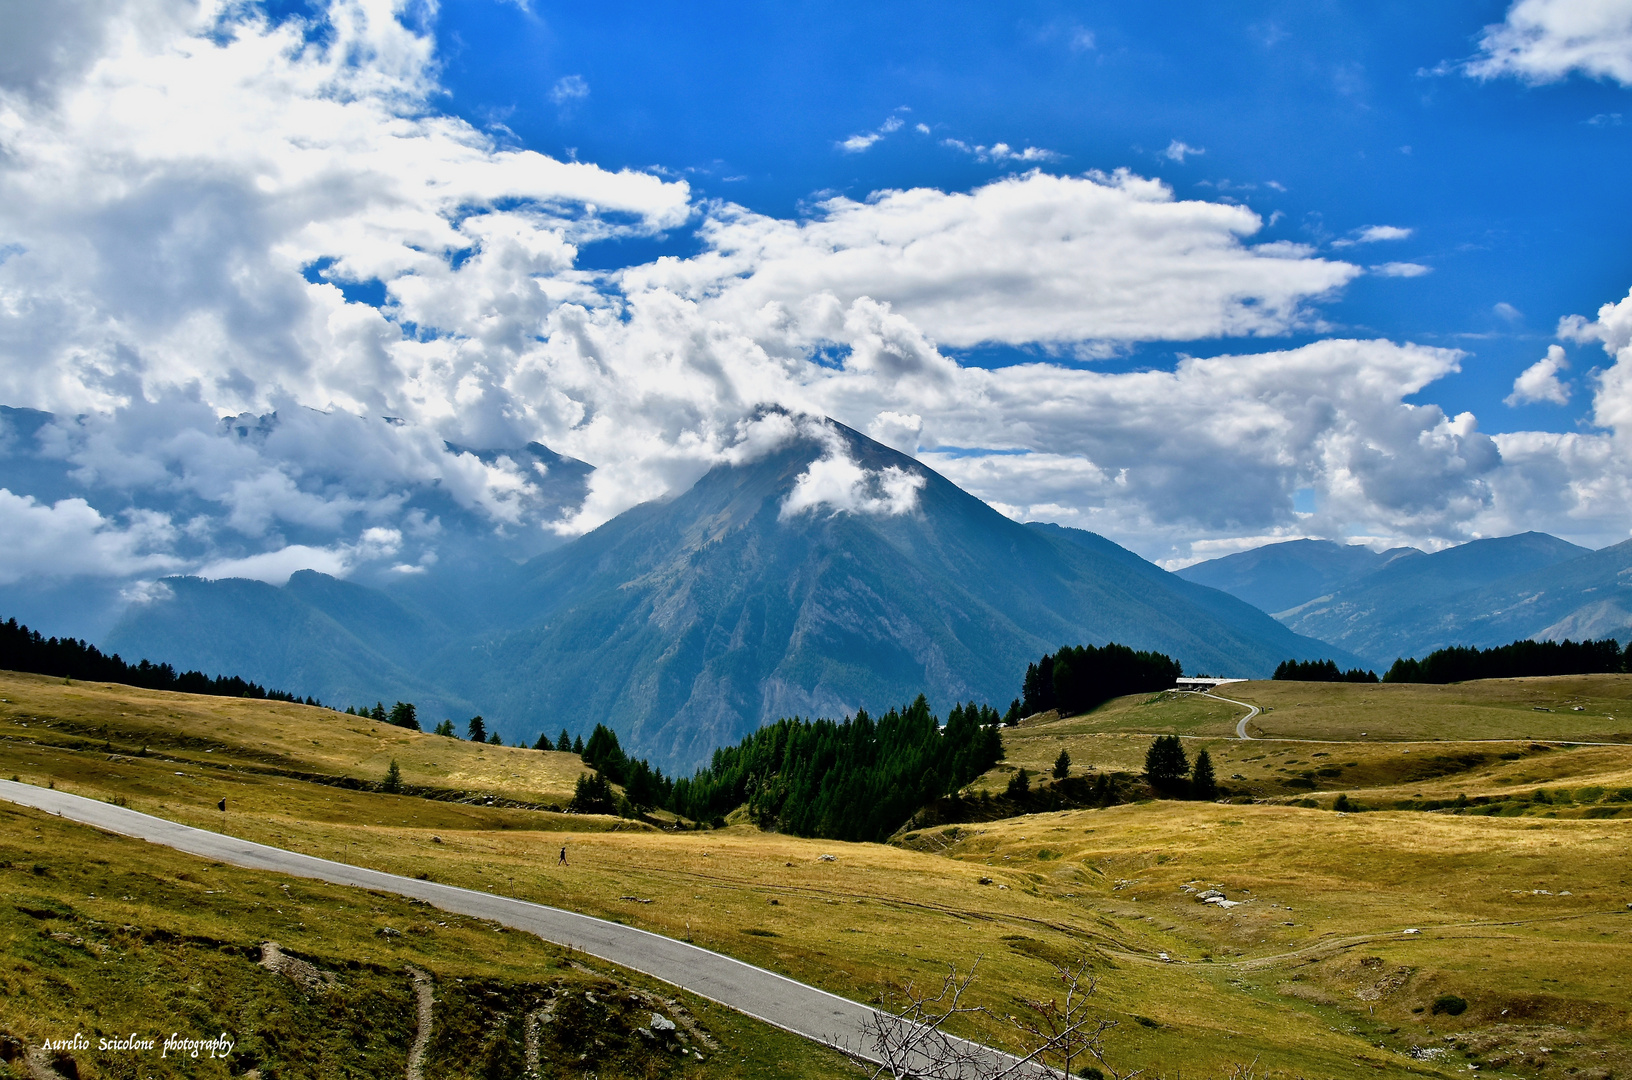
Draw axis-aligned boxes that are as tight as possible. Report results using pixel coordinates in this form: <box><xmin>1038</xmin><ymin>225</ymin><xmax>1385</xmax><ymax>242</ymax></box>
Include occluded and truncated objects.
<box><xmin>6</xmin><ymin>668</ymin><xmax>1632</xmax><ymax>1078</ymax></box>
<box><xmin>0</xmin><ymin>671</ymin><xmax>589</xmax><ymax>803</ymax></box>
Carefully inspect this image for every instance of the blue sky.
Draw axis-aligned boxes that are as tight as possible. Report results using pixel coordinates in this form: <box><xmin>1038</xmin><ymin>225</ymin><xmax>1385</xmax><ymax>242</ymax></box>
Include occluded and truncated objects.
<box><xmin>430</xmin><ymin>0</ymin><xmax>1632</xmax><ymax>427</ymax></box>
<box><xmin>3</xmin><ymin>0</ymin><xmax>1632</xmax><ymax>627</ymax></box>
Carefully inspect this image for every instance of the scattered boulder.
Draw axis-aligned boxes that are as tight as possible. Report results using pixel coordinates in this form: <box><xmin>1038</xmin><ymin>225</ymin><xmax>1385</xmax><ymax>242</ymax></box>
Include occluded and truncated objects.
<box><xmin>817</xmin><ymin>854</ymin><xmax>836</xmax><ymax>862</ymax></box>
<box><xmin>650</xmin><ymin>1014</ymin><xmax>676</xmax><ymax>1033</ymax></box>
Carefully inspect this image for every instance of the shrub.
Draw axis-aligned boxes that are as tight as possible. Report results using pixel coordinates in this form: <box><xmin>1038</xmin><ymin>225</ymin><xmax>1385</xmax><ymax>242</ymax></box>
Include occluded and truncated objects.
<box><xmin>1431</xmin><ymin>994</ymin><xmax>1468</xmax><ymax>1016</ymax></box>
<box><xmin>1333</xmin><ymin>793</ymin><xmax>1351</xmax><ymax>812</ymax></box>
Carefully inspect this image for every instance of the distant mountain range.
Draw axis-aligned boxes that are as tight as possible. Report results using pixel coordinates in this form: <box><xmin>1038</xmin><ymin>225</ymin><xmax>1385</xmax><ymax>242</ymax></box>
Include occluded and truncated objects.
<box><xmin>102</xmin><ymin>419</ymin><xmax>1350</xmax><ymax>770</ymax></box>
<box><xmin>1177</xmin><ymin>532</ymin><xmax>1628</xmax><ymax>666</ymax></box>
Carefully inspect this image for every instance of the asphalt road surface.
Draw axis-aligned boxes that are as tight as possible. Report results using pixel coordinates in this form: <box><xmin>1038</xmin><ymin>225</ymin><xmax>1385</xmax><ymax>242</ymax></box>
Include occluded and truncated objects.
<box><xmin>0</xmin><ymin>780</ymin><xmax>1049</xmax><ymax>1078</ymax></box>
<box><xmin>1182</xmin><ymin>690</ymin><xmax>1262</xmax><ymax>739</ymax></box>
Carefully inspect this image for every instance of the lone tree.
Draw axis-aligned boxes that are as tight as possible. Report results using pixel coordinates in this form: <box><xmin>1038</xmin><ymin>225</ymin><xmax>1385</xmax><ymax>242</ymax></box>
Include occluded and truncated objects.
<box><xmin>1052</xmin><ymin>750</ymin><xmax>1071</xmax><ymax>780</ymax></box>
<box><xmin>1190</xmin><ymin>748</ymin><xmax>1218</xmax><ymax>801</ymax></box>
<box><xmin>467</xmin><ymin>715</ymin><xmax>487</xmax><ymax>743</ymax></box>
<box><xmin>1005</xmin><ymin>767</ymin><xmax>1031</xmax><ymax>802</ymax></box>
<box><xmin>433</xmin><ymin>719</ymin><xmax>455</xmax><ymax>737</ymax></box>
<box><xmin>383</xmin><ymin>759</ymin><xmax>402</xmax><ymax>794</ymax></box>
<box><xmin>1144</xmin><ymin>735</ymin><xmax>1190</xmax><ymax>797</ymax></box>
<box><xmin>555</xmin><ymin>729</ymin><xmax>572</xmax><ymax>752</ymax></box>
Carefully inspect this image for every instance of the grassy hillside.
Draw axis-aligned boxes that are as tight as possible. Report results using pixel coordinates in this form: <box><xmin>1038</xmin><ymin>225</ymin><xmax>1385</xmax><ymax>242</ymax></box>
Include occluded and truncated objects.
<box><xmin>2</xmin><ymin>670</ymin><xmax>1631</xmax><ymax>1079</ymax></box>
<box><xmin>0</xmin><ymin>801</ymin><xmax>852</xmax><ymax>1080</ymax></box>
<box><xmin>0</xmin><ymin>671</ymin><xmax>591</xmax><ymax>806</ymax></box>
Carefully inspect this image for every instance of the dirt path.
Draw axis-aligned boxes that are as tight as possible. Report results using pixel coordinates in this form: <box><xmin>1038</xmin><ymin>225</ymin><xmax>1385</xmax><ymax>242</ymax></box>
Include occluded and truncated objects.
<box><xmin>406</xmin><ymin>966</ymin><xmax>433</xmax><ymax>1080</ymax></box>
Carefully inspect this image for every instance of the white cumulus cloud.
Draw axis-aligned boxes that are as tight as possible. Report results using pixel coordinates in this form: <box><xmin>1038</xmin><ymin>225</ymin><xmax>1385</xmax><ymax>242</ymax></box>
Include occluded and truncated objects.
<box><xmin>632</xmin><ymin>169</ymin><xmax>1360</xmax><ymax>351</ymax></box>
<box><xmin>1506</xmin><ymin>345</ymin><xmax>1572</xmax><ymax>406</ymax></box>
<box><xmin>780</xmin><ymin>428</ymin><xmax>926</xmax><ymax>520</ymax></box>
<box><xmin>1466</xmin><ymin>0</ymin><xmax>1632</xmax><ymax>86</ymax></box>
<box><xmin>0</xmin><ymin>490</ymin><xmax>181</xmax><ymax>584</ymax></box>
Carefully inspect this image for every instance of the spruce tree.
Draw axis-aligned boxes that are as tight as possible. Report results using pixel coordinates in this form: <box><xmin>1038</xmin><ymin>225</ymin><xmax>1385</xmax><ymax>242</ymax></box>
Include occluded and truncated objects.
<box><xmin>556</xmin><ymin>729</ymin><xmax>572</xmax><ymax>752</ymax></box>
<box><xmin>488</xmin><ymin>730</ymin><xmax>503</xmax><ymax>746</ymax></box>
<box><xmin>467</xmin><ymin>715</ymin><xmax>487</xmax><ymax>743</ymax></box>
<box><xmin>1190</xmin><ymin>749</ymin><xmax>1218</xmax><ymax>800</ymax></box>
<box><xmin>370</xmin><ymin>702</ymin><xmax>388</xmax><ymax>723</ymax></box>
<box><xmin>388</xmin><ymin>701</ymin><xmax>418</xmax><ymax>730</ymax></box>
<box><xmin>1144</xmin><ymin>735</ymin><xmax>1189</xmax><ymax>796</ymax></box>
<box><xmin>572</xmin><ymin>734</ymin><xmax>584</xmax><ymax>755</ymax></box>
<box><xmin>1052</xmin><ymin>749</ymin><xmax>1071</xmax><ymax>780</ymax></box>
<box><xmin>568</xmin><ymin>772</ymin><xmax>616</xmax><ymax>815</ymax></box>
<box><xmin>383</xmin><ymin>759</ymin><xmax>402</xmax><ymax>794</ymax></box>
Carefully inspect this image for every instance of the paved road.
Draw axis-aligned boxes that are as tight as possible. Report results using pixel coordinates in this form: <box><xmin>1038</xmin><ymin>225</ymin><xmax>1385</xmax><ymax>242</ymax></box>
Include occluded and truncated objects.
<box><xmin>0</xmin><ymin>780</ymin><xmax>1046</xmax><ymax>1079</ymax></box>
<box><xmin>1185</xmin><ymin>690</ymin><xmax>1260</xmax><ymax>739</ymax></box>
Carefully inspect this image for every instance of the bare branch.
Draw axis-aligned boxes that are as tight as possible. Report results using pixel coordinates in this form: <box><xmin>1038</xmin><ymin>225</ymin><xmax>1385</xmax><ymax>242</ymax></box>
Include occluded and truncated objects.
<box><xmin>851</xmin><ymin>955</ymin><xmax>1140</xmax><ymax>1080</ymax></box>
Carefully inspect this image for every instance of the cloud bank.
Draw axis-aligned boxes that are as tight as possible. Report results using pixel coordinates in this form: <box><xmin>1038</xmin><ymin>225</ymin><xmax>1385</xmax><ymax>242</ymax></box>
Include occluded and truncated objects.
<box><xmin>0</xmin><ymin>0</ymin><xmax>1629</xmax><ymax>609</ymax></box>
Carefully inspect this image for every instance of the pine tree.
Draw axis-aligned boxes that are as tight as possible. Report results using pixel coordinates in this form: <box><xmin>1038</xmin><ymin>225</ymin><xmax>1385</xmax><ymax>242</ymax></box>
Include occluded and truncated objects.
<box><xmin>383</xmin><ymin>759</ymin><xmax>402</xmax><ymax>794</ymax></box>
<box><xmin>488</xmin><ymin>730</ymin><xmax>503</xmax><ymax>746</ymax></box>
<box><xmin>1052</xmin><ymin>749</ymin><xmax>1071</xmax><ymax>780</ymax></box>
<box><xmin>1190</xmin><ymin>749</ymin><xmax>1217</xmax><ymax>801</ymax></box>
<box><xmin>556</xmin><ymin>729</ymin><xmax>572</xmax><ymax>752</ymax></box>
<box><xmin>388</xmin><ymin>701</ymin><xmax>418</xmax><ymax>730</ymax></box>
<box><xmin>467</xmin><ymin>715</ymin><xmax>487</xmax><ymax>743</ymax></box>
<box><xmin>432</xmin><ymin>719</ymin><xmax>453</xmax><ymax>737</ymax></box>
<box><xmin>568</xmin><ymin>772</ymin><xmax>616</xmax><ymax>815</ymax></box>
<box><xmin>572</xmin><ymin>734</ymin><xmax>584</xmax><ymax>755</ymax></box>
<box><xmin>1144</xmin><ymin>735</ymin><xmax>1189</xmax><ymax>796</ymax></box>
<box><xmin>1005</xmin><ymin>767</ymin><xmax>1031</xmax><ymax>801</ymax></box>
<box><xmin>370</xmin><ymin>702</ymin><xmax>388</xmax><ymax>723</ymax></box>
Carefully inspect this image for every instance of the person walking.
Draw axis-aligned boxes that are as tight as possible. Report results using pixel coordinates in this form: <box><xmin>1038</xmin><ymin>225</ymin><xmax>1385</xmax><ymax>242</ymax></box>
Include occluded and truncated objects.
<box><xmin>557</xmin><ymin>844</ymin><xmax>567</xmax><ymax>866</ymax></box>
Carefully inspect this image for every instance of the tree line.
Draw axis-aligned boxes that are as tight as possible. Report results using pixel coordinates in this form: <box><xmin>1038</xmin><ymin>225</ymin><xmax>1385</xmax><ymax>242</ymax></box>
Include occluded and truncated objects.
<box><xmin>1272</xmin><ymin>658</ymin><xmax>1378</xmax><ymax>683</ymax></box>
<box><xmin>1020</xmin><ymin>643</ymin><xmax>1182</xmax><ymax>717</ymax></box>
<box><xmin>0</xmin><ymin>617</ymin><xmax>320</xmax><ymax>705</ymax></box>
<box><xmin>666</xmin><ymin>697</ymin><xmax>1006</xmax><ymax>842</ymax></box>
<box><xmin>1383</xmin><ymin>637</ymin><xmax>1628</xmax><ymax>683</ymax></box>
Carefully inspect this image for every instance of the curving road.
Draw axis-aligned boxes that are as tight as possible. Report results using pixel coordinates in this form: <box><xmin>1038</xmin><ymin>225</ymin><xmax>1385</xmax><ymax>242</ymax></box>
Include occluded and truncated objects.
<box><xmin>0</xmin><ymin>780</ymin><xmax>1045</xmax><ymax>1079</ymax></box>
<box><xmin>1187</xmin><ymin>689</ymin><xmax>1260</xmax><ymax>739</ymax></box>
